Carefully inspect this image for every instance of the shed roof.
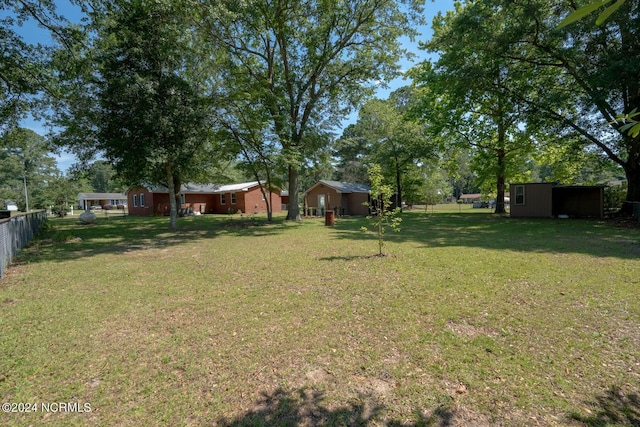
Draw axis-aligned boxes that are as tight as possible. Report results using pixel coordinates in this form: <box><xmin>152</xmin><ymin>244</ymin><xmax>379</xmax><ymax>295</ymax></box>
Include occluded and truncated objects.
<box><xmin>306</xmin><ymin>180</ymin><xmax>371</xmax><ymax>195</ymax></box>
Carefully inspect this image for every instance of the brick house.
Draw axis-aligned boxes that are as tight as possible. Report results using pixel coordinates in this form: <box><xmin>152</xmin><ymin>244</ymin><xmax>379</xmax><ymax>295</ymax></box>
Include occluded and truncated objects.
<box><xmin>304</xmin><ymin>180</ymin><xmax>371</xmax><ymax>216</ymax></box>
<box><xmin>127</xmin><ymin>181</ymin><xmax>282</xmax><ymax>216</ymax></box>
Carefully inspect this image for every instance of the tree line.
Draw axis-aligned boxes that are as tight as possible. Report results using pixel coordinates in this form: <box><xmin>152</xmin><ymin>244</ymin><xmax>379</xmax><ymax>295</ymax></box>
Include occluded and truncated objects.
<box><xmin>1</xmin><ymin>0</ymin><xmax>637</xmax><ymax>226</ymax></box>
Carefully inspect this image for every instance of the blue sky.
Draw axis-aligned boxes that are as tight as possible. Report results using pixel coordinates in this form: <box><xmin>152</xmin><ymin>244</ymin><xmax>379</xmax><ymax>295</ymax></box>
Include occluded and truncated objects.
<box><xmin>17</xmin><ymin>0</ymin><xmax>455</xmax><ymax>172</ymax></box>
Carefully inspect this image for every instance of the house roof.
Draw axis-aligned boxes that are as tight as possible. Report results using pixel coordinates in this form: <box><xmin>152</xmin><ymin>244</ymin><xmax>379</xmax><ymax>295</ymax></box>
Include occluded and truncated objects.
<box><xmin>459</xmin><ymin>193</ymin><xmax>482</xmax><ymax>199</ymax></box>
<box><xmin>215</xmin><ymin>181</ymin><xmax>262</xmax><ymax>193</ymax></box>
<box><xmin>305</xmin><ymin>180</ymin><xmax>371</xmax><ymax>195</ymax></box>
<box><xmin>131</xmin><ymin>181</ymin><xmax>279</xmax><ymax>195</ymax></box>
<box><xmin>78</xmin><ymin>192</ymin><xmax>127</xmax><ymax>200</ymax></box>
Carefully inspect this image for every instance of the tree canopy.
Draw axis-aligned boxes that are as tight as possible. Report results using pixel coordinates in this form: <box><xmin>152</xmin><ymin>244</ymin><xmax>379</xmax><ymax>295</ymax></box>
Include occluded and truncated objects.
<box><xmin>0</xmin><ymin>1</ymin><xmax>79</xmax><ymax>136</ymax></box>
<box><xmin>336</xmin><ymin>88</ymin><xmax>434</xmax><ymax>210</ymax></box>
<box><xmin>53</xmin><ymin>0</ymin><xmax>221</xmax><ymax>228</ymax></box>
<box><xmin>194</xmin><ymin>0</ymin><xmax>425</xmax><ymax>220</ymax></box>
<box><xmin>0</xmin><ymin>128</ymin><xmax>86</xmax><ymax>211</ymax></box>
<box><xmin>408</xmin><ymin>0</ymin><xmax>640</xmax><ymax>209</ymax></box>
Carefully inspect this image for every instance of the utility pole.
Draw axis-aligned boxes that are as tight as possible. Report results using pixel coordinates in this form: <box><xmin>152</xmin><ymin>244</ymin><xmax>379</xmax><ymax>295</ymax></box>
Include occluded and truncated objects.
<box><xmin>23</xmin><ymin>172</ymin><xmax>29</xmax><ymax>212</ymax></box>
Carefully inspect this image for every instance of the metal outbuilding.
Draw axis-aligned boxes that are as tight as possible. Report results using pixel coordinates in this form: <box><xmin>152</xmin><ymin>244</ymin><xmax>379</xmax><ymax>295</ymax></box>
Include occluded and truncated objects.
<box><xmin>510</xmin><ymin>183</ymin><xmax>604</xmax><ymax>218</ymax></box>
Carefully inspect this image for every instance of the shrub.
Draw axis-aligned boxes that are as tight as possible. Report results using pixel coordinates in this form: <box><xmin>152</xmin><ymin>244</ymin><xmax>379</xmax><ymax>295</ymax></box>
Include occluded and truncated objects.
<box><xmin>604</xmin><ymin>184</ymin><xmax>626</xmax><ymax>211</ymax></box>
<box><xmin>51</xmin><ymin>206</ymin><xmax>67</xmax><ymax>217</ymax></box>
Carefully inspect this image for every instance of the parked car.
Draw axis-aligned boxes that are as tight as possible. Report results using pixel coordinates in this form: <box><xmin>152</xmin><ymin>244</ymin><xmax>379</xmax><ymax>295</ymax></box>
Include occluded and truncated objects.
<box><xmin>472</xmin><ymin>201</ymin><xmax>489</xmax><ymax>208</ymax></box>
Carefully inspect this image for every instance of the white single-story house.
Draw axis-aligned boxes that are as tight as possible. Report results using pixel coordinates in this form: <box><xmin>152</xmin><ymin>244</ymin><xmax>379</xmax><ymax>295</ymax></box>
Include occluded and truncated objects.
<box><xmin>77</xmin><ymin>192</ymin><xmax>128</xmax><ymax>210</ymax></box>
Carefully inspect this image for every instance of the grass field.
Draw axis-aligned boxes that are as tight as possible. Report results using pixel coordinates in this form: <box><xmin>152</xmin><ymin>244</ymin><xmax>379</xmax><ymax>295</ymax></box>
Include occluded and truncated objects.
<box><xmin>1</xmin><ymin>207</ymin><xmax>639</xmax><ymax>426</ymax></box>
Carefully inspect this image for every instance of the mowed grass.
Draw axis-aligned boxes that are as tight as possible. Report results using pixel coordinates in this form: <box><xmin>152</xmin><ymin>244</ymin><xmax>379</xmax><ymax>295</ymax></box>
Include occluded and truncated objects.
<box><xmin>1</xmin><ymin>207</ymin><xmax>639</xmax><ymax>426</ymax></box>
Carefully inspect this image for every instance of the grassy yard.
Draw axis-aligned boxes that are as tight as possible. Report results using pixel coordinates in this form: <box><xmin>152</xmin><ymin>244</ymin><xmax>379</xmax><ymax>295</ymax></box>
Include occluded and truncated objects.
<box><xmin>1</xmin><ymin>207</ymin><xmax>639</xmax><ymax>426</ymax></box>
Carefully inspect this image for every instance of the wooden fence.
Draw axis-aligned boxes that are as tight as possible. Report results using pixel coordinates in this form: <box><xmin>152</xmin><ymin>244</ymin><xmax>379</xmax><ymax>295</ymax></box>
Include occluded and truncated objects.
<box><xmin>0</xmin><ymin>210</ymin><xmax>47</xmax><ymax>278</ymax></box>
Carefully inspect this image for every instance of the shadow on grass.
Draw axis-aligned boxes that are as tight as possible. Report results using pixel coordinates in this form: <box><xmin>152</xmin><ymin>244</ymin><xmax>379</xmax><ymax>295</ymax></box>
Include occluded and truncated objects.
<box><xmin>318</xmin><ymin>255</ymin><xmax>382</xmax><ymax>262</ymax></box>
<box><xmin>330</xmin><ymin>211</ymin><xmax>640</xmax><ymax>260</ymax></box>
<box><xmin>570</xmin><ymin>385</ymin><xmax>640</xmax><ymax>426</ymax></box>
<box><xmin>19</xmin><ymin>214</ymin><xmax>295</xmax><ymax>265</ymax></box>
<box><xmin>216</xmin><ymin>387</ymin><xmax>453</xmax><ymax>426</ymax></box>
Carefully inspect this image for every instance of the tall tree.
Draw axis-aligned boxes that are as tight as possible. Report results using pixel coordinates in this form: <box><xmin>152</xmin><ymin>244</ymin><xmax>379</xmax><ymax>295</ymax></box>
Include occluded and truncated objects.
<box><xmin>410</xmin><ymin>4</ymin><xmax>541</xmax><ymax>214</ymax></box>
<box><xmin>343</xmin><ymin>91</ymin><xmax>433</xmax><ymax>211</ymax></box>
<box><xmin>426</xmin><ymin>0</ymin><xmax>640</xmax><ymax>208</ymax></box>
<box><xmin>194</xmin><ymin>0</ymin><xmax>424</xmax><ymax>220</ymax></box>
<box><xmin>54</xmin><ymin>0</ymin><xmax>220</xmax><ymax>229</ymax></box>
<box><xmin>0</xmin><ymin>128</ymin><xmax>59</xmax><ymax>211</ymax></box>
<box><xmin>334</xmin><ymin>124</ymin><xmax>371</xmax><ymax>183</ymax></box>
<box><xmin>44</xmin><ymin>172</ymin><xmax>87</xmax><ymax>216</ymax></box>
<box><xmin>69</xmin><ymin>160</ymin><xmax>126</xmax><ymax>193</ymax></box>
<box><xmin>216</xmin><ymin>105</ymin><xmax>283</xmax><ymax>221</ymax></box>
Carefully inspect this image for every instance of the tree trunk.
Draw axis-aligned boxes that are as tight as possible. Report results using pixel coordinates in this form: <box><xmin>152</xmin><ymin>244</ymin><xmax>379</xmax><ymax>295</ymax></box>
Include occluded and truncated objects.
<box><xmin>627</xmin><ymin>167</ymin><xmax>640</xmax><ymax>202</ymax></box>
<box><xmin>495</xmin><ymin>148</ymin><xmax>506</xmax><ymax>214</ymax></box>
<box><xmin>265</xmin><ymin>166</ymin><xmax>273</xmax><ymax>222</ymax></box>
<box><xmin>286</xmin><ymin>165</ymin><xmax>301</xmax><ymax>221</ymax></box>
<box><xmin>395</xmin><ymin>156</ymin><xmax>402</xmax><ymax>213</ymax></box>
<box><xmin>626</xmin><ymin>136</ymin><xmax>640</xmax><ymax>202</ymax></box>
<box><xmin>494</xmin><ymin>112</ymin><xmax>507</xmax><ymax>214</ymax></box>
<box><xmin>258</xmin><ymin>185</ymin><xmax>272</xmax><ymax>222</ymax></box>
<box><xmin>166</xmin><ymin>164</ymin><xmax>177</xmax><ymax>230</ymax></box>
<box><xmin>621</xmin><ymin>159</ymin><xmax>640</xmax><ymax>213</ymax></box>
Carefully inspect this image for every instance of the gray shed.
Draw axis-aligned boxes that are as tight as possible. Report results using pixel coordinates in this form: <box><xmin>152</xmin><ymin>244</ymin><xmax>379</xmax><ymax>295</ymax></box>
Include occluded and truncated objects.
<box><xmin>510</xmin><ymin>183</ymin><xmax>604</xmax><ymax>218</ymax></box>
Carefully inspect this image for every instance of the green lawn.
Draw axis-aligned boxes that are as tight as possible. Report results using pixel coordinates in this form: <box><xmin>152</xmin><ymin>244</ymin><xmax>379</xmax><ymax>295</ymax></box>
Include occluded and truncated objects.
<box><xmin>1</xmin><ymin>208</ymin><xmax>639</xmax><ymax>426</ymax></box>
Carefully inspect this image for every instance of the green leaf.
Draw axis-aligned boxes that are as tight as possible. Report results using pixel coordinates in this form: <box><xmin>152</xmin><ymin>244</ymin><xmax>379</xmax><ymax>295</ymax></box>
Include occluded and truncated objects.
<box><xmin>557</xmin><ymin>0</ymin><xmax>614</xmax><ymax>29</ymax></box>
<box><xmin>626</xmin><ymin>108</ymin><xmax>640</xmax><ymax>119</ymax></box>
<box><xmin>595</xmin><ymin>0</ymin><xmax>626</xmax><ymax>25</ymax></box>
<box><xmin>620</xmin><ymin>122</ymin><xmax>640</xmax><ymax>138</ymax></box>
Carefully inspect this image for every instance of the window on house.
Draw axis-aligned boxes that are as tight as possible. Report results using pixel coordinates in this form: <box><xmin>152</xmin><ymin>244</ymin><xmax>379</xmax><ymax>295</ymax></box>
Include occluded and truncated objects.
<box><xmin>180</xmin><ymin>194</ymin><xmax>185</xmax><ymax>205</ymax></box>
<box><xmin>231</xmin><ymin>193</ymin><xmax>236</xmax><ymax>204</ymax></box>
<box><xmin>139</xmin><ymin>193</ymin><xmax>145</xmax><ymax>207</ymax></box>
<box><xmin>133</xmin><ymin>194</ymin><xmax>138</xmax><ymax>207</ymax></box>
<box><xmin>221</xmin><ymin>194</ymin><xmax>226</xmax><ymax>204</ymax></box>
<box><xmin>515</xmin><ymin>185</ymin><xmax>525</xmax><ymax>205</ymax></box>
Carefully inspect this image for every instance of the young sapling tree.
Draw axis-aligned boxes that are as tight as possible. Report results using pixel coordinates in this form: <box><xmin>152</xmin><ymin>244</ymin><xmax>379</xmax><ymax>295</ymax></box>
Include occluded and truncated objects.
<box><xmin>361</xmin><ymin>164</ymin><xmax>402</xmax><ymax>256</ymax></box>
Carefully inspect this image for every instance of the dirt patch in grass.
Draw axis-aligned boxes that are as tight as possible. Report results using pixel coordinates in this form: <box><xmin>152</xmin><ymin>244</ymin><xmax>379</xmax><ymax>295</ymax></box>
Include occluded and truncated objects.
<box><xmin>446</xmin><ymin>320</ymin><xmax>500</xmax><ymax>339</ymax></box>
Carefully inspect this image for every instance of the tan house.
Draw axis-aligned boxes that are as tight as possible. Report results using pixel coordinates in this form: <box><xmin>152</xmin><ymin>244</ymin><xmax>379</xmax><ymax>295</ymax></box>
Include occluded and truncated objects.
<box><xmin>458</xmin><ymin>193</ymin><xmax>483</xmax><ymax>204</ymax></box>
<box><xmin>127</xmin><ymin>181</ymin><xmax>282</xmax><ymax>216</ymax></box>
<box><xmin>510</xmin><ymin>183</ymin><xmax>604</xmax><ymax>218</ymax></box>
<box><xmin>304</xmin><ymin>180</ymin><xmax>371</xmax><ymax>216</ymax></box>
<box><xmin>77</xmin><ymin>192</ymin><xmax>127</xmax><ymax>210</ymax></box>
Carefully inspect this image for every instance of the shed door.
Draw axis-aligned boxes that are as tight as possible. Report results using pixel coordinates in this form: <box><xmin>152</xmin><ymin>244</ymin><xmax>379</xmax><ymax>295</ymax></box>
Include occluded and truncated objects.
<box><xmin>317</xmin><ymin>195</ymin><xmax>325</xmax><ymax>216</ymax></box>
